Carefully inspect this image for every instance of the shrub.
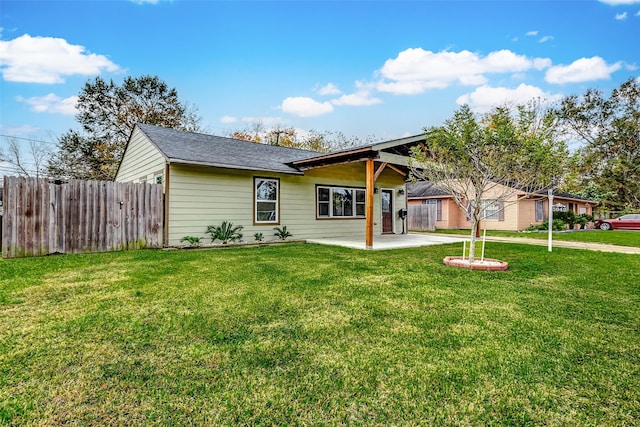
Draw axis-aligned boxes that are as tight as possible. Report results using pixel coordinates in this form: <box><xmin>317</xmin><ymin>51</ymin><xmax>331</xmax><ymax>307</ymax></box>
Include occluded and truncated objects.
<box><xmin>273</xmin><ymin>226</ymin><xmax>292</xmax><ymax>240</ymax></box>
<box><xmin>537</xmin><ymin>219</ymin><xmax>566</xmax><ymax>231</ymax></box>
<box><xmin>180</xmin><ymin>236</ymin><xmax>202</xmax><ymax>247</ymax></box>
<box><xmin>254</xmin><ymin>232</ymin><xmax>264</xmax><ymax>242</ymax></box>
<box><xmin>206</xmin><ymin>221</ymin><xmax>244</xmax><ymax>244</ymax></box>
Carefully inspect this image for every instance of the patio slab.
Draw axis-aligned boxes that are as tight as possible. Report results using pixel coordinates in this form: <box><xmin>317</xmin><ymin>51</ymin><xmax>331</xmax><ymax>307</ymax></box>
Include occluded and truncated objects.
<box><xmin>306</xmin><ymin>233</ymin><xmax>467</xmax><ymax>250</ymax></box>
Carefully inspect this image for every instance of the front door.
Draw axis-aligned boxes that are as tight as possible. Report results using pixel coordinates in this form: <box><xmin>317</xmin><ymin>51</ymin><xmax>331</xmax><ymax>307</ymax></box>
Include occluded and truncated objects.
<box><xmin>381</xmin><ymin>189</ymin><xmax>393</xmax><ymax>233</ymax></box>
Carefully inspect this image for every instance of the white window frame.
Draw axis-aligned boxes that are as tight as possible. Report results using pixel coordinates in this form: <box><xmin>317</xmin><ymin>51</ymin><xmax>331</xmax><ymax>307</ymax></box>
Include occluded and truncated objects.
<box><xmin>316</xmin><ymin>186</ymin><xmax>366</xmax><ymax>219</ymax></box>
<box><xmin>481</xmin><ymin>199</ymin><xmax>500</xmax><ymax>221</ymax></box>
<box><xmin>254</xmin><ymin>177</ymin><xmax>279</xmax><ymax>224</ymax></box>
<box><xmin>536</xmin><ymin>200</ymin><xmax>545</xmax><ymax>222</ymax></box>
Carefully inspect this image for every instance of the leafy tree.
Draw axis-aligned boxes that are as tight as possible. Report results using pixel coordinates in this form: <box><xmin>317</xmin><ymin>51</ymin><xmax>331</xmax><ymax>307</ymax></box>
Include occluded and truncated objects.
<box><xmin>556</xmin><ymin>78</ymin><xmax>640</xmax><ymax>210</ymax></box>
<box><xmin>48</xmin><ymin>75</ymin><xmax>201</xmax><ymax>180</ymax></box>
<box><xmin>411</xmin><ymin>103</ymin><xmax>568</xmax><ymax>263</ymax></box>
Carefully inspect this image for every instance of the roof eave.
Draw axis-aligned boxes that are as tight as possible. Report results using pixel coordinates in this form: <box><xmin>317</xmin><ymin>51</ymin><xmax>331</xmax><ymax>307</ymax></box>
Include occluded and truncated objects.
<box><xmin>168</xmin><ymin>158</ymin><xmax>305</xmax><ymax>175</ymax></box>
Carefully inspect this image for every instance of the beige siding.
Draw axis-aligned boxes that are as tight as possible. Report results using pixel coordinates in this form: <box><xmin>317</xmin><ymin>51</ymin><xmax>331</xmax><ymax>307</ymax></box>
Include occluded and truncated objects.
<box><xmin>167</xmin><ymin>162</ymin><xmax>406</xmax><ymax>245</ymax></box>
<box><xmin>115</xmin><ymin>128</ymin><xmax>166</xmax><ymax>184</ymax></box>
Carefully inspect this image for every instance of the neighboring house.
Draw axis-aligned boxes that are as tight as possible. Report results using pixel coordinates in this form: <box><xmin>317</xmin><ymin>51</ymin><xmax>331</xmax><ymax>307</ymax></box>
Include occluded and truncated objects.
<box><xmin>407</xmin><ymin>181</ymin><xmax>597</xmax><ymax>231</ymax></box>
<box><xmin>115</xmin><ymin>124</ymin><xmax>424</xmax><ymax>247</ymax></box>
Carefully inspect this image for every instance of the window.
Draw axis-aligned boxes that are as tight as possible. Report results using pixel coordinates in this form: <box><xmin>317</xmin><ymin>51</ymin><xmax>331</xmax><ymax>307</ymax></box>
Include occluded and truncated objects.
<box><xmin>481</xmin><ymin>199</ymin><xmax>504</xmax><ymax>221</ymax></box>
<box><xmin>536</xmin><ymin>200</ymin><xmax>545</xmax><ymax>222</ymax></box>
<box><xmin>317</xmin><ymin>186</ymin><xmax>366</xmax><ymax>218</ymax></box>
<box><xmin>423</xmin><ymin>199</ymin><xmax>442</xmax><ymax>221</ymax></box>
<box><xmin>254</xmin><ymin>177</ymin><xmax>279</xmax><ymax>224</ymax></box>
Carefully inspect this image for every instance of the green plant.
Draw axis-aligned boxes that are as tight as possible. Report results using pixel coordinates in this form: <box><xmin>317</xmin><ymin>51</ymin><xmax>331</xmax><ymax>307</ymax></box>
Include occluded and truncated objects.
<box><xmin>273</xmin><ymin>226</ymin><xmax>292</xmax><ymax>240</ymax></box>
<box><xmin>254</xmin><ymin>232</ymin><xmax>264</xmax><ymax>242</ymax></box>
<box><xmin>179</xmin><ymin>236</ymin><xmax>202</xmax><ymax>247</ymax></box>
<box><xmin>206</xmin><ymin>221</ymin><xmax>244</xmax><ymax>244</ymax></box>
<box><xmin>537</xmin><ymin>219</ymin><xmax>566</xmax><ymax>231</ymax></box>
<box><xmin>576</xmin><ymin>213</ymin><xmax>594</xmax><ymax>228</ymax></box>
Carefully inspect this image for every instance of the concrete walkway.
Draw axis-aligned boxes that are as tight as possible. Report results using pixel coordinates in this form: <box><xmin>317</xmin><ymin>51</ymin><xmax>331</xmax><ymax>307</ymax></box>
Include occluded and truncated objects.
<box><xmin>481</xmin><ymin>235</ymin><xmax>640</xmax><ymax>254</ymax></box>
<box><xmin>307</xmin><ymin>232</ymin><xmax>640</xmax><ymax>254</ymax></box>
<box><xmin>306</xmin><ymin>233</ymin><xmax>467</xmax><ymax>250</ymax></box>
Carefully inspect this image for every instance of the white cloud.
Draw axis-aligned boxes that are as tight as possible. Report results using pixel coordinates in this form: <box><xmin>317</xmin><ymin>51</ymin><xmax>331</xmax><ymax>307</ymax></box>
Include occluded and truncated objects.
<box><xmin>616</xmin><ymin>11</ymin><xmax>628</xmax><ymax>19</ymax></box>
<box><xmin>545</xmin><ymin>56</ymin><xmax>622</xmax><ymax>84</ymax></box>
<box><xmin>526</xmin><ymin>31</ymin><xmax>539</xmax><ymax>37</ymax></box>
<box><xmin>456</xmin><ymin>84</ymin><xmax>563</xmax><ymax>113</ymax></box>
<box><xmin>539</xmin><ymin>35</ymin><xmax>554</xmax><ymax>43</ymax></box>
<box><xmin>281</xmin><ymin>97</ymin><xmax>333</xmax><ymax>117</ymax></box>
<box><xmin>376</xmin><ymin>48</ymin><xmax>551</xmax><ymax>95</ymax></box>
<box><xmin>331</xmin><ymin>81</ymin><xmax>381</xmax><ymax>106</ymax></box>
<box><xmin>220</xmin><ymin>115</ymin><xmax>237</xmax><ymax>124</ymax></box>
<box><xmin>16</xmin><ymin>93</ymin><xmax>78</xmax><ymax>115</ymax></box>
<box><xmin>316</xmin><ymin>83</ymin><xmax>341</xmax><ymax>96</ymax></box>
<box><xmin>0</xmin><ymin>34</ymin><xmax>121</xmax><ymax>84</ymax></box>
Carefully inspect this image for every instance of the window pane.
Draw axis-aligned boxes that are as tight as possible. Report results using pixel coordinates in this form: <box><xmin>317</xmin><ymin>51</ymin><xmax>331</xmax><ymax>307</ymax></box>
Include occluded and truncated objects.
<box><xmin>256</xmin><ymin>180</ymin><xmax>277</xmax><ymax>201</ymax></box>
<box><xmin>257</xmin><ymin>201</ymin><xmax>276</xmax><ymax>221</ymax></box>
<box><xmin>356</xmin><ymin>203</ymin><xmax>365</xmax><ymax>216</ymax></box>
<box><xmin>318</xmin><ymin>187</ymin><xmax>330</xmax><ymax>201</ymax></box>
<box><xmin>356</xmin><ymin>190</ymin><xmax>365</xmax><ymax>203</ymax></box>
<box><xmin>318</xmin><ymin>202</ymin><xmax>329</xmax><ymax>217</ymax></box>
<box><xmin>481</xmin><ymin>200</ymin><xmax>499</xmax><ymax>220</ymax></box>
<box><xmin>333</xmin><ymin>189</ymin><xmax>353</xmax><ymax>217</ymax></box>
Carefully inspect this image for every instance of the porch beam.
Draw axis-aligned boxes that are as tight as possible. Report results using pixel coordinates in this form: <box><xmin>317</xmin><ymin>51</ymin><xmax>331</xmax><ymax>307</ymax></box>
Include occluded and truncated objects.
<box><xmin>374</xmin><ymin>162</ymin><xmax>387</xmax><ymax>181</ymax></box>
<box><xmin>387</xmin><ymin>164</ymin><xmax>407</xmax><ymax>176</ymax></box>
<box><xmin>378</xmin><ymin>152</ymin><xmax>410</xmax><ymax>167</ymax></box>
<box><xmin>366</xmin><ymin>159</ymin><xmax>375</xmax><ymax>249</ymax></box>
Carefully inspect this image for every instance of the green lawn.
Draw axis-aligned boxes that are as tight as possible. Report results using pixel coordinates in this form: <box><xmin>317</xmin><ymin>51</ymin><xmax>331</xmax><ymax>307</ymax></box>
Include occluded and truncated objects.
<box><xmin>1</xmin><ymin>243</ymin><xmax>639</xmax><ymax>425</ymax></box>
<box><xmin>429</xmin><ymin>228</ymin><xmax>640</xmax><ymax>247</ymax></box>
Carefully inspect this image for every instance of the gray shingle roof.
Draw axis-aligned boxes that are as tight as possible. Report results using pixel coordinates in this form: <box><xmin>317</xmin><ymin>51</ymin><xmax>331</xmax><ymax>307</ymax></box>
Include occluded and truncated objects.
<box><xmin>407</xmin><ymin>181</ymin><xmax>450</xmax><ymax>198</ymax></box>
<box><xmin>137</xmin><ymin>124</ymin><xmax>321</xmax><ymax>175</ymax></box>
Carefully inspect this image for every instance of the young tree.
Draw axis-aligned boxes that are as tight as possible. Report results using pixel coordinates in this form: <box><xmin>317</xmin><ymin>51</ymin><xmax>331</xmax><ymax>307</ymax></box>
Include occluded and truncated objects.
<box><xmin>556</xmin><ymin>78</ymin><xmax>640</xmax><ymax>210</ymax></box>
<box><xmin>48</xmin><ymin>75</ymin><xmax>202</xmax><ymax>180</ymax></box>
<box><xmin>410</xmin><ymin>103</ymin><xmax>568</xmax><ymax>262</ymax></box>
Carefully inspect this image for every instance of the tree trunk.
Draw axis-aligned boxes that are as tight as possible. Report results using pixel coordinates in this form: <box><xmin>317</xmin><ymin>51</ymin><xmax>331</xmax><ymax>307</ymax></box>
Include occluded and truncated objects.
<box><xmin>469</xmin><ymin>213</ymin><xmax>479</xmax><ymax>263</ymax></box>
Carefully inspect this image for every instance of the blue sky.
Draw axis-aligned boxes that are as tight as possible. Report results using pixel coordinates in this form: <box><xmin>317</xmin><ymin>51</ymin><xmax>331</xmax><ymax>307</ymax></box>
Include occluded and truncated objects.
<box><xmin>1</xmin><ymin>0</ymin><xmax>639</xmax><ymax>148</ymax></box>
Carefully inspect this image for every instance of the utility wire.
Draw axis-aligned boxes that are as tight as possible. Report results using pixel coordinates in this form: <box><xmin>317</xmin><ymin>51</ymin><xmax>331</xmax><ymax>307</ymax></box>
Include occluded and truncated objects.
<box><xmin>0</xmin><ymin>134</ymin><xmax>56</xmax><ymax>144</ymax></box>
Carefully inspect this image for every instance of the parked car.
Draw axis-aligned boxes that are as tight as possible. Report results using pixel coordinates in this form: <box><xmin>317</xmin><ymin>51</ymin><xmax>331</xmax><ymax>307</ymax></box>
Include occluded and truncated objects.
<box><xmin>594</xmin><ymin>214</ymin><xmax>640</xmax><ymax>230</ymax></box>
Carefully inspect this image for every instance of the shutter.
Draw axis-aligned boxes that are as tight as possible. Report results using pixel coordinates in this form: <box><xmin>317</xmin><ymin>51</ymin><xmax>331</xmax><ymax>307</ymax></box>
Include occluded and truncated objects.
<box><xmin>498</xmin><ymin>201</ymin><xmax>505</xmax><ymax>221</ymax></box>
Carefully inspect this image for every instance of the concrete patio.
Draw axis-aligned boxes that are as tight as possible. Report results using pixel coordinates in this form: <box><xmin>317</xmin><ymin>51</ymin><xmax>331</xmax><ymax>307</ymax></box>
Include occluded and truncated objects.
<box><xmin>306</xmin><ymin>232</ymin><xmax>468</xmax><ymax>250</ymax></box>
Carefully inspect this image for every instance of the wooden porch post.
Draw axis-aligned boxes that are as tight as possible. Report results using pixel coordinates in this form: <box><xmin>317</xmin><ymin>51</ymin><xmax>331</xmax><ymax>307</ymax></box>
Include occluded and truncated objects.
<box><xmin>366</xmin><ymin>159</ymin><xmax>374</xmax><ymax>249</ymax></box>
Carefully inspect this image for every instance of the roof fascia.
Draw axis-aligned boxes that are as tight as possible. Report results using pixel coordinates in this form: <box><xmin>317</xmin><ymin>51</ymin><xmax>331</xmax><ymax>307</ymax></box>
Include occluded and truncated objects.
<box><xmin>370</xmin><ymin>134</ymin><xmax>425</xmax><ymax>151</ymax></box>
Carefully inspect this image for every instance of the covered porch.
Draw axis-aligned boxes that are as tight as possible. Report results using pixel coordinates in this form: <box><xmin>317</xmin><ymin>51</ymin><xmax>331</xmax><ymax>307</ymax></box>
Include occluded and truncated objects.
<box><xmin>292</xmin><ymin>134</ymin><xmax>427</xmax><ymax>249</ymax></box>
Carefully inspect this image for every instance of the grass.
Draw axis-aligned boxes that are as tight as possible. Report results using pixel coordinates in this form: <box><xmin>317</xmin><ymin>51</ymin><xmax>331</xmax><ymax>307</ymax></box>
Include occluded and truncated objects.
<box><xmin>1</xmin><ymin>243</ymin><xmax>639</xmax><ymax>425</ymax></box>
<box><xmin>429</xmin><ymin>228</ymin><xmax>640</xmax><ymax>247</ymax></box>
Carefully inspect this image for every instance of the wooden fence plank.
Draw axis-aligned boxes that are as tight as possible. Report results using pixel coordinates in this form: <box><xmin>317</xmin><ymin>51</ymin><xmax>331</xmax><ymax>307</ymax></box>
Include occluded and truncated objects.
<box><xmin>408</xmin><ymin>204</ymin><xmax>437</xmax><ymax>232</ymax></box>
<box><xmin>1</xmin><ymin>177</ymin><xmax>164</xmax><ymax>258</ymax></box>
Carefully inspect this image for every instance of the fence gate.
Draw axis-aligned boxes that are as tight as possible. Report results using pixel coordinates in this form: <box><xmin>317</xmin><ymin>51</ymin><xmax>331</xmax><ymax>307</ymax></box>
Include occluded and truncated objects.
<box><xmin>407</xmin><ymin>204</ymin><xmax>437</xmax><ymax>231</ymax></box>
<box><xmin>2</xmin><ymin>177</ymin><xmax>163</xmax><ymax>258</ymax></box>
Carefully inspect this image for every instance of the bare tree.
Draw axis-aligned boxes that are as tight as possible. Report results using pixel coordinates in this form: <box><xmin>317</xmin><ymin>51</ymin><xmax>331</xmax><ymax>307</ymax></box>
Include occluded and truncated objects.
<box><xmin>0</xmin><ymin>136</ymin><xmax>52</xmax><ymax>178</ymax></box>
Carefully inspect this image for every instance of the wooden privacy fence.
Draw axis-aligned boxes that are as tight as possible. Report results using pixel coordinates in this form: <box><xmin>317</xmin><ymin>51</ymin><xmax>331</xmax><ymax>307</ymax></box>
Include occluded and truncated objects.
<box><xmin>407</xmin><ymin>204</ymin><xmax>437</xmax><ymax>232</ymax></box>
<box><xmin>2</xmin><ymin>177</ymin><xmax>163</xmax><ymax>258</ymax></box>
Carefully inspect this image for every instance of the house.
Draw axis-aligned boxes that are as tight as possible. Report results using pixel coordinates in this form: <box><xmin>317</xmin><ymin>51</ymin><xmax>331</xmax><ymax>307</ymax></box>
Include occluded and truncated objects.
<box><xmin>115</xmin><ymin>124</ymin><xmax>424</xmax><ymax>248</ymax></box>
<box><xmin>407</xmin><ymin>181</ymin><xmax>597</xmax><ymax>231</ymax></box>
